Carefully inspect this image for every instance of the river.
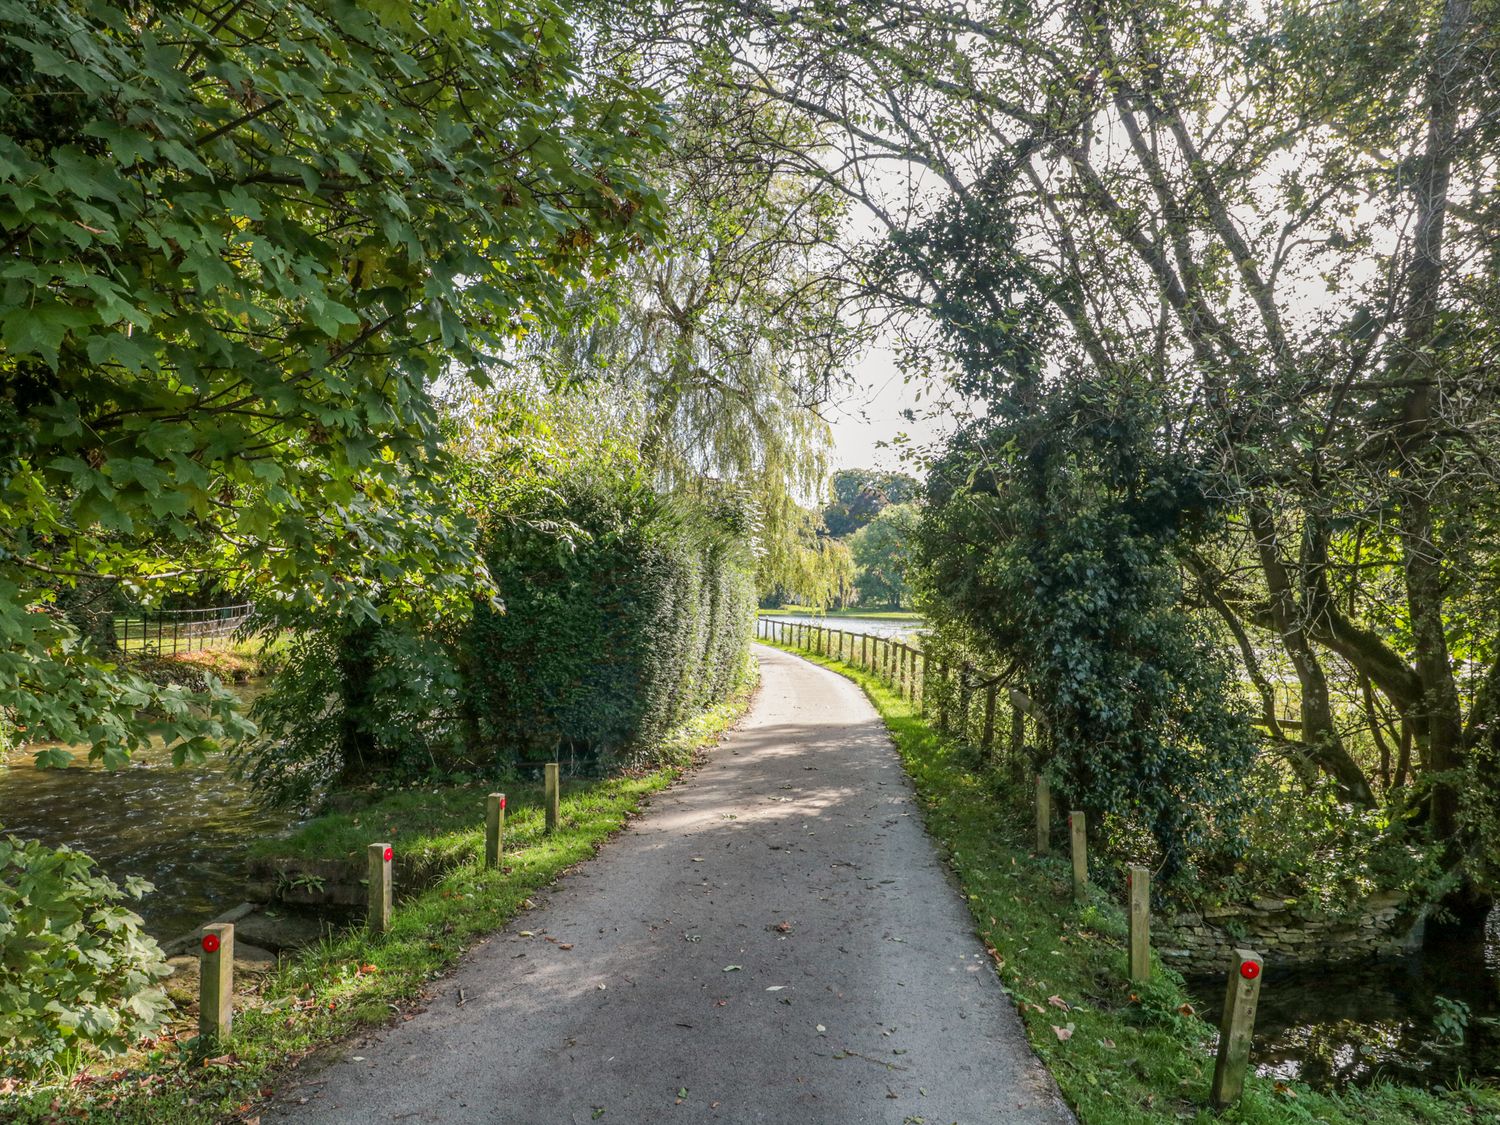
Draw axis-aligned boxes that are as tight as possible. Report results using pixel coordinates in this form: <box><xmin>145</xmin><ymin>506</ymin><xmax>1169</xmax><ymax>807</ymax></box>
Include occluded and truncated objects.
<box><xmin>0</xmin><ymin>685</ymin><xmax>295</xmax><ymax>940</ymax></box>
<box><xmin>759</xmin><ymin>612</ymin><xmax>926</xmax><ymax>640</ymax></box>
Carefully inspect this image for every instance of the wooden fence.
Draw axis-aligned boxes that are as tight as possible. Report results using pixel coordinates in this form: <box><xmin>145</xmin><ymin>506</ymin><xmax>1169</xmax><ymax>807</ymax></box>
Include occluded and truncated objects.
<box><xmin>756</xmin><ymin>614</ymin><xmax>1267</xmax><ymax>1108</ymax></box>
<box><xmin>753</xmin><ymin>615</ymin><xmax>1029</xmax><ymax>765</ymax></box>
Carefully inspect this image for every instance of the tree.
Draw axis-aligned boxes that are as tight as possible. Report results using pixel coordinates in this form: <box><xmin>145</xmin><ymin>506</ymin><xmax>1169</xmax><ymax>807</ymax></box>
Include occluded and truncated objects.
<box><xmin>849</xmin><ymin>501</ymin><xmax>917</xmax><ymax>607</ymax></box>
<box><xmin>518</xmin><ymin>30</ymin><xmax>866</xmax><ymax>601</ymax></box>
<box><xmin>0</xmin><ymin>0</ymin><xmax>664</xmax><ymax>765</ymax></box>
<box><xmin>823</xmin><ymin>468</ymin><xmax>919</xmax><ymax>537</ymax></box>
<box><xmin>678</xmin><ymin>0</ymin><xmax>1500</xmax><ymax>898</ymax></box>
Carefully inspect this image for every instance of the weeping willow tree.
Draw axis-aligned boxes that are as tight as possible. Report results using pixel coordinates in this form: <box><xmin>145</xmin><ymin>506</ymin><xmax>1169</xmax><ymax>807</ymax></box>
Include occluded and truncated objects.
<box><xmin>526</xmin><ymin>75</ymin><xmax>863</xmax><ymax>599</ymax></box>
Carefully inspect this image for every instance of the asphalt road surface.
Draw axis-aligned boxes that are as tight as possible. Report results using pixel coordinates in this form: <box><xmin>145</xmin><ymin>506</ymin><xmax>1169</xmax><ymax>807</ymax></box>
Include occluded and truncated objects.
<box><xmin>271</xmin><ymin>645</ymin><xmax>1074</xmax><ymax>1124</ymax></box>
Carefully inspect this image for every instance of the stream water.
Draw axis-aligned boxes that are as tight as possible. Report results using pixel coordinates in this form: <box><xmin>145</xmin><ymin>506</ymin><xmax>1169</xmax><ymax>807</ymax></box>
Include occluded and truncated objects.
<box><xmin>1192</xmin><ymin>915</ymin><xmax>1500</xmax><ymax>1090</ymax></box>
<box><xmin>0</xmin><ymin>684</ymin><xmax>295</xmax><ymax>940</ymax></box>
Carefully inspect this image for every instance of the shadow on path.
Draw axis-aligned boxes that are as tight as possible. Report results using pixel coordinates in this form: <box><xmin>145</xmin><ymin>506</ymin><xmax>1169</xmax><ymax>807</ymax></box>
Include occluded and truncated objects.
<box><xmin>270</xmin><ymin>645</ymin><xmax>1074</xmax><ymax>1124</ymax></box>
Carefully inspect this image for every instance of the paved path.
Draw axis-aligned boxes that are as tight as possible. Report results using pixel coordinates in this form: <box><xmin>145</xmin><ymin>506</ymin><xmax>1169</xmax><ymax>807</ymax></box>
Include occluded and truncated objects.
<box><xmin>272</xmin><ymin>646</ymin><xmax>1073</xmax><ymax>1124</ymax></box>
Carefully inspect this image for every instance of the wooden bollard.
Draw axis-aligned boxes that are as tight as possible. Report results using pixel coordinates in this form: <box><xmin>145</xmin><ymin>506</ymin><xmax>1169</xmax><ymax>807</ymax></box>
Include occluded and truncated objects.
<box><xmin>368</xmin><ymin>842</ymin><xmax>392</xmax><ymax>933</ymax></box>
<box><xmin>1128</xmin><ymin>865</ymin><xmax>1151</xmax><ymax>982</ymax></box>
<box><xmin>545</xmin><ymin>762</ymin><xmax>560</xmax><ymax>833</ymax></box>
<box><xmin>1211</xmin><ymin>950</ymin><xmax>1263</xmax><ymax>1108</ymax></box>
<box><xmin>198</xmin><ymin>922</ymin><xmax>234</xmax><ymax>1043</ymax></box>
<box><xmin>861</xmin><ymin>633</ymin><xmax>869</xmax><ymax>667</ymax></box>
<box><xmin>1034</xmin><ymin>774</ymin><xmax>1051</xmax><ymax>855</ymax></box>
<box><xmin>982</xmin><ymin>686</ymin><xmax>997</xmax><ymax>751</ymax></box>
<box><xmin>1069</xmin><ymin>811</ymin><xmax>1087</xmax><ymax>901</ymax></box>
<box><xmin>486</xmin><ymin>792</ymin><xmax>506</xmax><ymax>868</ymax></box>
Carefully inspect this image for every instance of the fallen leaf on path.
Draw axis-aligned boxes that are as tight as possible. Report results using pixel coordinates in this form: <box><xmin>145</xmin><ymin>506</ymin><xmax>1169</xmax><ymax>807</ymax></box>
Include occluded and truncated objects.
<box><xmin>722</xmin><ymin>965</ymin><xmax>742</xmax><ymax>972</ymax></box>
<box><xmin>816</xmin><ymin>1024</ymin><xmax>826</xmax><ymax>1033</ymax></box>
<box><xmin>772</xmin><ymin>921</ymin><xmax>792</xmax><ymax>933</ymax></box>
<box><xmin>765</xmin><ymin>986</ymin><xmax>785</xmax><ymax>992</ymax></box>
<box><xmin>518</xmin><ymin>930</ymin><xmax>534</xmax><ymax>938</ymax></box>
<box><xmin>559</xmin><ymin>943</ymin><xmax>573</xmax><ymax>950</ymax></box>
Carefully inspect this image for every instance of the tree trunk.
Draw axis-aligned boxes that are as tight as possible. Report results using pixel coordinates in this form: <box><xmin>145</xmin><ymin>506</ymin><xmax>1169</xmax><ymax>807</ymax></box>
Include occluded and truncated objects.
<box><xmin>336</xmin><ymin>619</ymin><xmax>380</xmax><ymax>780</ymax></box>
<box><xmin>1395</xmin><ymin>0</ymin><xmax>1471</xmax><ymax>841</ymax></box>
<box><xmin>1248</xmin><ymin>499</ymin><xmax>1374</xmax><ymax>804</ymax></box>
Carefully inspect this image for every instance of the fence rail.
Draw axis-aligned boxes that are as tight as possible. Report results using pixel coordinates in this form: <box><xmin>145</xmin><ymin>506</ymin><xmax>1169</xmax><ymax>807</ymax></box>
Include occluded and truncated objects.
<box><xmin>114</xmin><ymin>603</ymin><xmax>256</xmax><ymax>656</ymax></box>
<box><xmin>754</xmin><ymin>615</ymin><xmax>1023</xmax><ymax>763</ymax></box>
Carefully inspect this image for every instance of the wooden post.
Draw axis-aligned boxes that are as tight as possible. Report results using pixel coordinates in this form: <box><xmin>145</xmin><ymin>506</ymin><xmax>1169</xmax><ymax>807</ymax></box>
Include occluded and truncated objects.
<box><xmin>1034</xmin><ymin>774</ymin><xmax>1051</xmax><ymax>855</ymax></box>
<box><xmin>982</xmin><ymin>685</ymin><xmax>997</xmax><ymax>751</ymax></box>
<box><xmin>1069</xmin><ymin>811</ymin><xmax>1088</xmax><ymax>902</ymax></box>
<box><xmin>1211</xmin><ymin>950</ymin><xmax>1264</xmax><ymax>1108</ymax></box>
<box><xmin>1128</xmin><ymin>865</ymin><xmax>1151</xmax><ymax>982</ymax></box>
<box><xmin>545</xmin><ymin>762</ymin><xmax>560</xmax><ymax>833</ymax></box>
<box><xmin>198</xmin><ymin>922</ymin><xmax>234</xmax><ymax>1043</ymax></box>
<box><xmin>486</xmin><ymin>792</ymin><xmax>506</xmax><ymax>868</ymax></box>
<box><xmin>368</xmin><ymin>842</ymin><xmax>392</xmax><ymax>933</ymax></box>
<box><xmin>862</xmin><ymin>633</ymin><xmax>869</xmax><ymax>667</ymax></box>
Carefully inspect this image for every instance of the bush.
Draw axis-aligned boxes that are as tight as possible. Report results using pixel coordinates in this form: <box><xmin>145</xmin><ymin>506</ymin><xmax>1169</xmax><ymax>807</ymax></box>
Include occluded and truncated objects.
<box><xmin>913</xmin><ymin>394</ymin><xmax>1257</xmax><ymax>881</ymax></box>
<box><xmin>244</xmin><ymin>621</ymin><xmax>466</xmax><ymax>808</ymax></box>
<box><xmin>0</xmin><ymin>833</ymin><xmax>171</xmax><ymax>1078</ymax></box>
<box><xmin>463</xmin><ymin>472</ymin><xmax>755</xmax><ymax>772</ymax></box>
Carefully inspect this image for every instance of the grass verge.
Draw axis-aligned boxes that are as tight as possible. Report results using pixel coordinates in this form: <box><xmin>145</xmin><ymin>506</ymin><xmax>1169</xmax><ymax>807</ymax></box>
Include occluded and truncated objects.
<box><xmin>3</xmin><ymin>674</ymin><xmax>758</xmax><ymax>1124</ymax></box>
<box><xmin>759</xmin><ymin>638</ymin><xmax>1499</xmax><ymax>1124</ymax></box>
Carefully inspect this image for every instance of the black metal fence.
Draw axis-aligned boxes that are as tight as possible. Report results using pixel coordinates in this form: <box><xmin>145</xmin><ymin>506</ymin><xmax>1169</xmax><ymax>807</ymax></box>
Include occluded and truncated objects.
<box><xmin>114</xmin><ymin>603</ymin><xmax>256</xmax><ymax>655</ymax></box>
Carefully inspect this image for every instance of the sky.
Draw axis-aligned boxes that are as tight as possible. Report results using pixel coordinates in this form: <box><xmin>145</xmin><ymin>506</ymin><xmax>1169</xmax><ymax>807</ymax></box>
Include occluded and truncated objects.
<box><xmin>825</xmin><ymin>337</ymin><xmax>960</xmax><ymax>476</ymax></box>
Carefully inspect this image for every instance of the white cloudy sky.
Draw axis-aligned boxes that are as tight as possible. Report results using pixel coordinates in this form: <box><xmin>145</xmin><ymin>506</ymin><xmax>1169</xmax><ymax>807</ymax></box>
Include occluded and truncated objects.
<box><xmin>824</xmin><ymin>336</ymin><xmax>962</xmax><ymax>476</ymax></box>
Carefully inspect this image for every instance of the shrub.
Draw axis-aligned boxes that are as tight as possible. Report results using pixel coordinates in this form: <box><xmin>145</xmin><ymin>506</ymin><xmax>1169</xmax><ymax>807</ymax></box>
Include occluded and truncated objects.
<box><xmin>463</xmin><ymin>472</ymin><xmax>754</xmax><ymax>772</ymax></box>
<box><xmin>244</xmin><ymin>621</ymin><xmax>466</xmax><ymax>808</ymax></box>
<box><xmin>0</xmin><ymin>833</ymin><xmax>171</xmax><ymax>1078</ymax></box>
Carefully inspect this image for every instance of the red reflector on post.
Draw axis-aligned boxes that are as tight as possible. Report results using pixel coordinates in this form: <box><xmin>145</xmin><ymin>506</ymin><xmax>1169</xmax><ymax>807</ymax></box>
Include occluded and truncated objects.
<box><xmin>1239</xmin><ymin>960</ymin><xmax>1260</xmax><ymax>980</ymax></box>
<box><xmin>500</xmin><ymin>797</ymin><xmax>506</xmax><ymax>810</ymax></box>
<box><xmin>383</xmin><ymin>846</ymin><xmax>393</xmax><ymax>862</ymax></box>
<box><xmin>202</xmin><ymin>933</ymin><xmax>220</xmax><ymax>954</ymax></box>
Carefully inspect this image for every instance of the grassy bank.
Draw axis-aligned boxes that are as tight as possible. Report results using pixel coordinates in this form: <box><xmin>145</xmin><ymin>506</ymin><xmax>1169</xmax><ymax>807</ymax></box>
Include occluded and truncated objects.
<box><xmin>4</xmin><ymin>675</ymin><xmax>757</xmax><ymax>1124</ymax></box>
<box><xmin>759</xmin><ymin>637</ymin><xmax>1498</xmax><ymax>1124</ymax></box>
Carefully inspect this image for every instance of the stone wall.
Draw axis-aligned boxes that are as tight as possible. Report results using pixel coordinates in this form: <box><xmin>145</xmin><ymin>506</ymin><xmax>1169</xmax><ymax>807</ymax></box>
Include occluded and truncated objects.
<box><xmin>1156</xmin><ymin>891</ymin><xmax>1425</xmax><ymax>974</ymax></box>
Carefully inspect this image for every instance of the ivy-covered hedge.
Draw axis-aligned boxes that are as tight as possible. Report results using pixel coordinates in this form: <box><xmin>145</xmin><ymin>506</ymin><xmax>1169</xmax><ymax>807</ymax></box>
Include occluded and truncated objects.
<box><xmin>462</xmin><ymin>475</ymin><xmax>755</xmax><ymax>772</ymax></box>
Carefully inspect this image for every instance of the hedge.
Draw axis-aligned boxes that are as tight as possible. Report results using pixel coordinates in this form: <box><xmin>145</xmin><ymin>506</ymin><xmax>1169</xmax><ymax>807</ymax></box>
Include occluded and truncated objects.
<box><xmin>462</xmin><ymin>474</ymin><xmax>755</xmax><ymax>773</ymax></box>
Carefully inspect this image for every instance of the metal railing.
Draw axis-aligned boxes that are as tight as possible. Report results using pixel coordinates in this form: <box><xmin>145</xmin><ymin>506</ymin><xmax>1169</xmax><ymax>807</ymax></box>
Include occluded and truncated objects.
<box><xmin>115</xmin><ymin>603</ymin><xmax>256</xmax><ymax>655</ymax></box>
